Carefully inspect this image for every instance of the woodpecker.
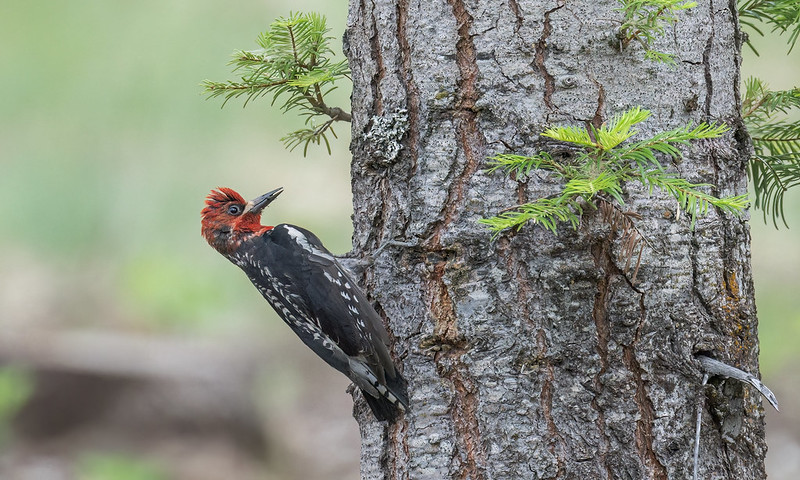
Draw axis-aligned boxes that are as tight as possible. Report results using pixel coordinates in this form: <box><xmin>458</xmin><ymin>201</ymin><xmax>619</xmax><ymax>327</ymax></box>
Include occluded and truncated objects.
<box><xmin>201</xmin><ymin>187</ymin><xmax>408</xmax><ymax>422</ymax></box>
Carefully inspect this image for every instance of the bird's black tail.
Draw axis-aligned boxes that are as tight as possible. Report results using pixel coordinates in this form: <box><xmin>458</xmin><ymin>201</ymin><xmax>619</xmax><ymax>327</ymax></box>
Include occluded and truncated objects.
<box><xmin>363</xmin><ymin>370</ymin><xmax>409</xmax><ymax>423</ymax></box>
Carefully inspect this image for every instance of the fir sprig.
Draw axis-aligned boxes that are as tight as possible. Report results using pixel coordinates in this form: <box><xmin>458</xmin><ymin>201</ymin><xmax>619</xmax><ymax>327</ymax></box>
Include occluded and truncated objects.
<box><xmin>480</xmin><ymin>197</ymin><xmax>583</xmax><ymax>234</ymax></box>
<box><xmin>203</xmin><ymin>12</ymin><xmax>351</xmax><ymax>155</ymax></box>
<box><xmin>742</xmin><ymin>77</ymin><xmax>800</xmax><ymax>226</ymax></box>
<box><xmin>738</xmin><ymin>0</ymin><xmax>800</xmax><ymax>54</ymax></box>
<box><xmin>482</xmin><ymin>108</ymin><xmax>748</xmax><ymax>239</ymax></box>
<box><xmin>736</xmin><ymin>0</ymin><xmax>800</xmax><ymax>227</ymax></box>
<box><xmin>637</xmin><ymin>170</ymin><xmax>749</xmax><ymax>224</ymax></box>
<box><xmin>617</xmin><ymin>0</ymin><xmax>698</xmax><ymax>64</ymax></box>
<box><xmin>618</xmin><ymin>121</ymin><xmax>729</xmax><ymax>168</ymax></box>
<box><xmin>486</xmin><ymin>152</ymin><xmax>573</xmax><ymax>179</ymax></box>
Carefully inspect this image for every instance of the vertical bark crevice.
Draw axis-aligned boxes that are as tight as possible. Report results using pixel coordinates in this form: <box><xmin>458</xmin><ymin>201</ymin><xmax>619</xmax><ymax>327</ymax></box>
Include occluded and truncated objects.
<box><xmin>589</xmin><ymin>398</ymin><xmax>612</xmax><ymax>480</ymax></box>
<box><xmin>427</xmin><ymin>259</ymin><xmax>487</xmax><ymax>480</ymax></box>
<box><xmin>439</xmin><ymin>358</ymin><xmax>487</xmax><ymax>480</ymax></box>
<box><xmin>622</xmin><ymin>342</ymin><xmax>668</xmax><ymax>480</ymax></box>
<box><xmin>423</xmin><ymin>3</ymin><xmax>489</xmax><ymax>474</ymax></box>
<box><xmin>593</xmin><ymin>236</ymin><xmax>666</xmax><ymax>479</ymax></box>
<box><xmin>534</xmin><ymin>3</ymin><xmax>565</xmax><ymax>111</ymax></box>
<box><xmin>702</xmin><ymin>15</ymin><xmax>715</xmax><ymax>118</ymax></box>
<box><xmin>507</xmin><ymin>0</ymin><xmax>524</xmax><ymax>33</ymax></box>
<box><xmin>428</xmin><ymin>261</ymin><xmax>461</xmax><ymax>344</ymax></box>
<box><xmin>627</xmin><ymin>260</ymin><xmax>667</xmax><ymax>480</ymax></box>
<box><xmin>387</xmin><ymin>418</ymin><xmax>409</xmax><ymax>480</ymax></box>
<box><xmin>689</xmin><ymin>229</ymin><xmax>715</xmax><ymax>322</ymax></box>
<box><xmin>497</xmin><ymin>236</ymin><xmax>567</xmax><ymax>476</ymax></box>
<box><xmin>590</xmin><ymin>78</ymin><xmax>606</xmax><ymax>129</ymax></box>
<box><xmin>396</xmin><ymin>0</ymin><xmax>420</xmax><ymax>171</ymax></box>
<box><xmin>370</xmin><ymin>176</ymin><xmax>390</xmax><ymax>248</ymax></box>
<box><xmin>537</xmin><ymin>328</ymin><xmax>567</xmax><ymax>479</ymax></box>
<box><xmin>590</xmin><ymin>239</ymin><xmax>614</xmax><ymax>479</ymax></box>
<box><xmin>428</xmin><ymin>0</ymin><xmax>485</xmax><ymax>247</ymax></box>
<box><xmin>367</xmin><ymin>0</ymin><xmax>385</xmax><ymax>116</ymax></box>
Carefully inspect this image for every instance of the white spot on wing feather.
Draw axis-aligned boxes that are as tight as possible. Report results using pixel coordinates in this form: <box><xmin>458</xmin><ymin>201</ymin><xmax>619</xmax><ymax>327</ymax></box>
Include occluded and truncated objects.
<box><xmin>324</xmin><ymin>271</ymin><xmax>341</xmax><ymax>286</ymax></box>
<box><xmin>284</xmin><ymin>225</ymin><xmax>335</xmax><ymax>262</ymax></box>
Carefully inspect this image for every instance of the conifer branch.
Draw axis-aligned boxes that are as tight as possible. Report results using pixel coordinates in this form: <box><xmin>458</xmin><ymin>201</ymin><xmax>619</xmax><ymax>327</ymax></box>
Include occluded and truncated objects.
<box><xmin>616</xmin><ymin>0</ymin><xmax>697</xmax><ymax>64</ymax></box>
<box><xmin>479</xmin><ymin>197</ymin><xmax>583</xmax><ymax>235</ymax></box>
<box><xmin>741</xmin><ymin>77</ymin><xmax>800</xmax><ymax>226</ymax></box>
<box><xmin>203</xmin><ymin>12</ymin><xmax>351</xmax><ymax>155</ymax></box>
<box><xmin>483</xmin><ymin>108</ymin><xmax>748</xmax><ymax>271</ymax></box>
<box><xmin>736</xmin><ymin>4</ymin><xmax>800</xmax><ymax>226</ymax></box>
<box><xmin>738</xmin><ymin>0</ymin><xmax>800</xmax><ymax>54</ymax></box>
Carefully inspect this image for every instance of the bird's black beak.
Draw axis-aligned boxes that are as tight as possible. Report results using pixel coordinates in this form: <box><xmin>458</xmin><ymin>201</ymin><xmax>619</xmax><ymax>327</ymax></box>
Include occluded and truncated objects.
<box><xmin>243</xmin><ymin>187</ymin><xmax>284</xmax><ymax>215</ymax></box>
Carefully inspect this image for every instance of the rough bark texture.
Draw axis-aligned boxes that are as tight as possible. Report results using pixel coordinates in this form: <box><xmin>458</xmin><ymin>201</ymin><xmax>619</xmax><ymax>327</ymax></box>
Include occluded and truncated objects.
<box><xmin>343</xmin><ymin>0</ymin><xmax>766</xmax><ymax>478</ymax></box>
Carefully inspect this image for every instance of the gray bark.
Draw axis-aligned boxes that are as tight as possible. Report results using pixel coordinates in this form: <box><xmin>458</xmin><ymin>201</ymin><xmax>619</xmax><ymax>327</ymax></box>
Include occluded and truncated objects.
<box><xmin>344</xmin><ymin>0</ymin><xmax>766</xmax><ymax>478</ymax></box>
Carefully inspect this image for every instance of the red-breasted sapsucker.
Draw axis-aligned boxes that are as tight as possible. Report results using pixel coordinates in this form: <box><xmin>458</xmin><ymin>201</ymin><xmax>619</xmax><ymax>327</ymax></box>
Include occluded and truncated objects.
<box><xmin>201</xmin><ymin>187</ymin><xmax>408</xmax><ymax>422</ymax></box>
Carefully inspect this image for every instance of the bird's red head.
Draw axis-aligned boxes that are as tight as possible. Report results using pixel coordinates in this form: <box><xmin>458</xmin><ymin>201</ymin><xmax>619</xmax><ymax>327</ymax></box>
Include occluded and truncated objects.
<box><xmin>201</xmin><ymin>187</ymin><xmax>283</xmax><ymax>255</ymax></box>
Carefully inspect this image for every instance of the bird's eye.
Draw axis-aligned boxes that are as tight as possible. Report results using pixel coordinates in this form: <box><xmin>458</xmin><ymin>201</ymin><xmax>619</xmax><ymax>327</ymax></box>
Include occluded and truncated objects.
<box><xmin>227</xmin><ymin>204</ymin><xmax>243</xmax><ymax>216</ymax></box>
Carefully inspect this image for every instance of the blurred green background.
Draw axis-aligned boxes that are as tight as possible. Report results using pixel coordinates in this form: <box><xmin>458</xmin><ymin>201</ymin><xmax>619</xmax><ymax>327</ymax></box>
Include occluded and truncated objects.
<box><xmin>0</xmin><ymin>1</ymin><xmax>797</xmax><ymax>479</ymax></box>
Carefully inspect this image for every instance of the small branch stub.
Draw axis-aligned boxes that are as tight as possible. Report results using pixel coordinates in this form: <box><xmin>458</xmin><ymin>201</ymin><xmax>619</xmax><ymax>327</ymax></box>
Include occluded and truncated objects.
<box><xmin>693</xmin><ymin>356</ymin><xmax>778</xmax><ymax>479</ymax></box>
<box><xmin>696</xmin><ymin>355</ymin><xmax>779</xmax><ymax>411</ymax></box>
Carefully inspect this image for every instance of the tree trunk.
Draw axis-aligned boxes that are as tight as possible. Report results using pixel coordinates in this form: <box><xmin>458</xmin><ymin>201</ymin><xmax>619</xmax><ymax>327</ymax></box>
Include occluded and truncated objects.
<box><xmin>344</xmin><ymin>0</ymin><xmax>766</xmax><ymax>478</ymax></box>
